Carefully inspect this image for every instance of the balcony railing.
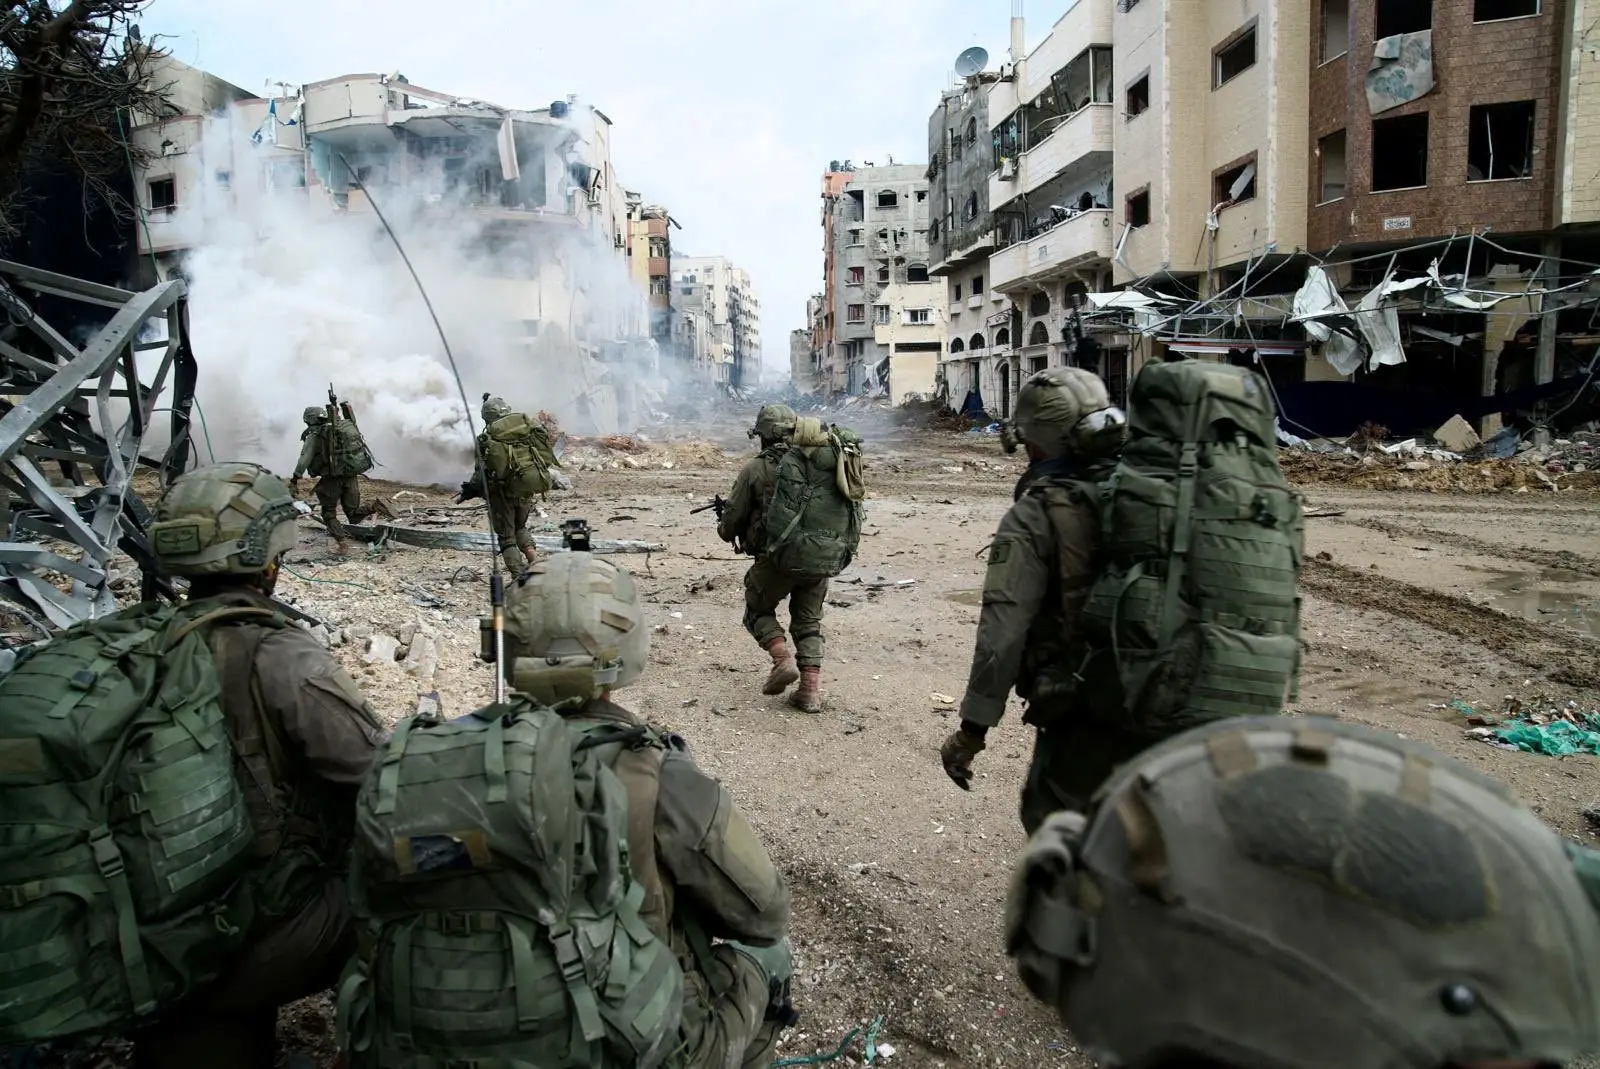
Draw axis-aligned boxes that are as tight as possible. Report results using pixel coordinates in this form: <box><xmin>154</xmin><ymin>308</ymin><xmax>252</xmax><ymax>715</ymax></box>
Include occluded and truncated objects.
<box><xmin>990</xmin><ymin>208</ymin><xmax>1114</xmax><ymax>291</ymax></box>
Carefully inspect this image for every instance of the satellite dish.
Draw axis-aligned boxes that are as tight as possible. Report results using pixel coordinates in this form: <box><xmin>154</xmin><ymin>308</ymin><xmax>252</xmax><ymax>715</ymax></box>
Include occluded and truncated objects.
<box><xmin>954</xmin><ymin>46</ymin><xmax>990</xmax><ymax>78</ymax></box>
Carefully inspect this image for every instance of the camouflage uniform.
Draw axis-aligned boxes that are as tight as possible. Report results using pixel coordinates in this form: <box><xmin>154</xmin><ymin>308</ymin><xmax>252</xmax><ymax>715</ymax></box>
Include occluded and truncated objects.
<box><xmin>720</xmin><ymin>404</ymin><xmax>827</xmax><ymax>710</ymax></box>
<box><xmin>290</xmin><ymin>406</ymin><xmax>379</xmax><ymax>551</ymax></box>
<box><xmin>133</xmin><ymin>463</ymin><xmax>388</xmax><ymax>1069</ymax></box>
<box><xmin>1007</xmin><ymin>715</ymin><xmax>1600</xmax><ymax>1068</ymax></box>
<box><xmin>942</xmin><ymin>370</ymin><xmax>1138</xmax><ymax>834</ymax></box>
<box><xmin>461</xmin><ymin>395</ymin><xmax>538</xmax><ymax>573</ymax></box>
<box><xmin>490</xmin><ymin>553</ymin><xmax>796</xmax><ymax>1066</ymax></box>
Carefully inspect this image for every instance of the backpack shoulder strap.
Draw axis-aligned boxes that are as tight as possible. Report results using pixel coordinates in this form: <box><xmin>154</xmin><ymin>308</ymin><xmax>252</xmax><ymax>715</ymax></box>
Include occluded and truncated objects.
<box><xmin>209</xmin><ymin>618</ymin><xmax>296</xmax><ymax>835</ymax></box>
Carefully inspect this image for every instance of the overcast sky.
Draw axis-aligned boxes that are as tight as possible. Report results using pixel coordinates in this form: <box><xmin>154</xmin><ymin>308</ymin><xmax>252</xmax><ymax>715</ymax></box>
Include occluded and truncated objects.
<box><xmin>142</xmin><ymin>0</ymin><xmax>1026</xmax><ymax>374</ymax></box>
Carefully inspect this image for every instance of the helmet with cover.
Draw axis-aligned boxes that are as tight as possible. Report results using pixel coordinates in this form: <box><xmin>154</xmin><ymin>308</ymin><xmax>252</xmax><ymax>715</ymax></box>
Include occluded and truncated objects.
<box><xmin>148</xmin><ymin>462</ymin><xmax>300</xmax><ymax>576</ymax></box>
<box><xmin>501</xmin><ymin>551</ymin><xmax>650</xmax><ymax>706</ymax></box>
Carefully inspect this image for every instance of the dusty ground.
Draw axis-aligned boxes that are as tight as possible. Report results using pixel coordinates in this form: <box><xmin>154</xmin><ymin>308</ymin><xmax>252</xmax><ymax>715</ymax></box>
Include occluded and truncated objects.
<box><xmin>14</xmin><ymin>420</ymin><xmax>1600</xmax><ymax>1068</ymax></box>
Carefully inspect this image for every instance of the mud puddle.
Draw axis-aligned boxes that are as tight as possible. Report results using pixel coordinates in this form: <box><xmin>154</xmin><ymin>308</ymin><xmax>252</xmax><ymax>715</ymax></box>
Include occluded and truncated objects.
<box><xmin>1482</xmin><ymin>569</ymin><xmax>1600</xmax><ymax>638</ymax></box>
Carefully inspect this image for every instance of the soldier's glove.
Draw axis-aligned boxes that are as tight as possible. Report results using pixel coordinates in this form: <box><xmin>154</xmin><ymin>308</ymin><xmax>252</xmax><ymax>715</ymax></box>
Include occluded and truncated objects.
<box><xmin>941</xmin><ymin>725</ymin><xmax>987</xmax><ymax>791</ymax></box>
<box><xmin>289</xmin><ymin>477</ymin><xmax>301</xmax><ymax>496</ymax></box>
<box><xmin>727</xmin><ymin>937</ymin><xmax>799</xmax><ymax>1028</ymax></box>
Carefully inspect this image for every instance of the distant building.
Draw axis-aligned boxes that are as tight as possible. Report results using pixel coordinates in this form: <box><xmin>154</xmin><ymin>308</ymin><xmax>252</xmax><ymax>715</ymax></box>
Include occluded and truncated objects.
<box><xmin>673</xmin><ymin>255</ymin><xmax>761</xmax><ymax>388</ymax></box>
<box><xmin>817</xmin><ymin>161</ymin><xmax>944</xmax><ymax>400</ymax></box>
<box><xmin>626</xmin><ymin>196</ymin><xmax>678</xmax><ymax>355</ymax></box>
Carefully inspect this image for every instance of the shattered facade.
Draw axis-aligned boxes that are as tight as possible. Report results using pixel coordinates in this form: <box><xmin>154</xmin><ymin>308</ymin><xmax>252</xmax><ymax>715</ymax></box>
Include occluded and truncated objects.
<box><xmin>626</xmin><ymin>197</ymin><xmax>678</xmax><ymax>356</ymax></box>
<box><xmin>816</xmin><ymin>163</ymin><xmax>942</xmax><ymax>399</ymax></box>
<box><xmin>128</xmin><ymin>64</ymin><xmax>661</xmax><ymax>435</ymax></box>
<box><xmin>672</xmin><ymin>256</ymin><xmax>762</xmax><ymax>389</ymax></box>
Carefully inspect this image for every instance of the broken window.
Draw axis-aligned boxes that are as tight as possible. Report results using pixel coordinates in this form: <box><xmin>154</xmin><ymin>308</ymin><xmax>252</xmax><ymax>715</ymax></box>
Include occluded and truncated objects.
<box><xmin>214</xmin><ymin>170</ymin><xmax>231</xmax><ymax>190</ymax></box>
<box><xmin>1371</xmin><ymin>111</ymin><xmax>1429</xmax><ymax>190</ymax></box>
<box><xmin>1214</xmin><ymin>24</ymin><xmax>1258</xmax><ymax>88</ymax></box>
<box><xmin>973</xmin><ymin>274</ymin><xmax>984</xmax><ymax>293</ymax></box>
<box><xmin>848</xmin><ymin>266</ymin><xmax>865</xmax><ymax>285</ymax></box>
<box><xmin>966</xmin><ymin>117</ymin><xmax>978</xmax><ymax>144</ymax></box>
<box><xmin>1214</xmin><ymin>157</ymin><xmax>1257</xmax><ymax>205</ymax></box>
<box><xmin>878</xmin><ymin>189</ymin><xmax>899</xmax><ymax>208</ymax></box>
<box><xmin>954</xmin><ymin>282</ymin><xmax>963</xmax><ymax>299</ymax></box>
<box><xmin>1322</xmin><ymin>0</ymin><xmax>1350</xmax><ymax>61</ymax></box>
<box><xmin>1029</xmin><ymin>292</ymin><xmax>1052</xmax><ymax>317</ymax></box>
<box><xmin>1319</xmin><ymin>129</ymin><xmax>1348</xmax><ymax>201</ymax></box>
<box><xmin>148</xmin><ymin>177</ymin><xmax>176</xmax><ymax>211</ymax></box>
<box><xmin>848</xmin><ymin>228</ymin><xmax>863</xmax><ymax>245</ymax></box>
<box><xmin>1475</xmin><ymin>0</ymin><xmax>1538</xmax><ymax>19</ymax></box>
<box><xmin>1127</xmin><ymin>189</ymin><xmax>1151</xmax><ymax>227</ymax></box>
<box><xmin>1468</xmin><ymin>100</ymin><xmax>1535</xmax><ymax>180</ymax></box>
<box><xmin>905</xmin><ymin>308</ymin><xmax>932</xmax><ymax>325</ymax></box>
<box><xmin>878</xmin><ymin>266</ymin><xmax>891</xmax><ymax>284</ymax></box>
<box><xmin>995</xmin><ymin>327</ymin><xmax>1011</xmax><ymax>346</ymax></box>
<box><xmin>1375</xmin><ymin>0</ymin><xmax>1431</xmax><ymax>38</ymax></box>
<box><xmin>847</xmin><ymin>304</ymin><xmax>866</xmax><ymax>323</ymax></box>
<box><xmin>915</xmin><ymin>189</ymin><xmax>927</xmax><ymax>202</ymax></box>
<box><xmin>1127</xmin><ymin>74</ymin><xmax>1150</xmax><ymax>118</ymax></box>
<box><xmin>908</xmin><ymin>264</ymin><xmax>930</xmax><ymax>283</ymax></box>
<box><xmin>877</xmin><ymin>228</ymin><xmax>889</xmax><ymax>242</ymax></box>
<box><xmin>1028</xmin><ymin>321</ymin><xmax>1050</xmax><ymax>345</ymax></box>
<box><xmin>951</xmin><ymin>337</ymin><xmax>966</xmax><ymax>353</ymax></box>
<box><xmin>970</xmin><ymin>333</ymin><xmax>986</xmax><ymax>349</ymax></box>
<box><xmin>963</xmin><ymin>192</ymin><xmax>978</xmax><ymax>222</ymax></box>
<box><xmin>874</xmin><ymin>305</ymin><xmax>891</xmax><ymax>324</ymax></box>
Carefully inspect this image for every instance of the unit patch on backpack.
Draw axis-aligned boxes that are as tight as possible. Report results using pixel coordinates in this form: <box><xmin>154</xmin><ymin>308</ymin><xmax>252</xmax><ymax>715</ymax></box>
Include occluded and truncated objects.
<box><xmin>0</xmin><ymin>601</ymin><xmax>276</xmax><ymax>1044</ymax></box>
<box><xmin>480</xmin><ymin>413</ymin><xmax>559</xmax><ymax>499</ymax></box>
<box><xmin>1071</xmin><ymin>360</ymin><xmax>1304</xmax><ymax>738</ymax></box>
<box><xmin>763</xmin><ymin>417</ymin><xmax>866</xmax><ymax>579</ymax></box>
<box><xmin>338</xmin><ymin>702</ymin><xmax>683</xmax><ymax>1069</ymax></box>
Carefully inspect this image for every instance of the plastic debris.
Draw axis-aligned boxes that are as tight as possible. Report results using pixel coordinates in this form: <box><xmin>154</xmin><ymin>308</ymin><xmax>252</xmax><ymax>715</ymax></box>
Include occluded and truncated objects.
<box><xmin>1464</xmin><ymin>694</ymin><xmax>1600</xmax><ymax>756</ymax></box>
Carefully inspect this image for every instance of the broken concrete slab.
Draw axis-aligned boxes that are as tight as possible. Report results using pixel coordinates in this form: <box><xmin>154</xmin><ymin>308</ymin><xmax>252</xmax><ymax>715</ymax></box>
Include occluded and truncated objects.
<box><xmin>363</xmin><ymin>634</ymin><xmax>401</xmax><ymax>665</ymax></box>
<box><xmin>1434</xmin><ymin>414</ymin><xmax>1481</xmax><ymax>453</ymax></box>
<box><xmin>403</xmin><ymin>634</ymin><xmax>440</xmax><ymax>683</ymax></box>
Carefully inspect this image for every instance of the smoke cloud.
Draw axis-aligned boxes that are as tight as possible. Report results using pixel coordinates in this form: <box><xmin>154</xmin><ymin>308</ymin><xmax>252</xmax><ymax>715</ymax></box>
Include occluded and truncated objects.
<box><xmin>162</xmin><ymin>107</ymin><xmax>655</xmax><ymax>486</ymax></box>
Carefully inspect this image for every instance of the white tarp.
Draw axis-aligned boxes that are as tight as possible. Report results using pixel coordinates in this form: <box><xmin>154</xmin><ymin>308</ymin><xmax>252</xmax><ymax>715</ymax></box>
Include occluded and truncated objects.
<box><xmin>497</xmin><ymin>113</ymin><xmax>521</xmax><ymax>182</ymax></box>
<box><xmin>1290</xmin><ymin>266</ymin><xmax>1364</xmax><ymax>375</ymax></box>
<box><xmin>1355</xmin><ymin>275</ymin><xmax>1428</xmax><ymax>372</ymax></box>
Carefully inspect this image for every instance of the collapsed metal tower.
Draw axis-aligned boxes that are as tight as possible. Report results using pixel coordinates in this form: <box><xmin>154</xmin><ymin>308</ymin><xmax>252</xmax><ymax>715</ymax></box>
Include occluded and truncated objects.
<box><xmin>0</xmin><ymin>259</ymin><xmax>196</xmax><ymax>635</ymax></box>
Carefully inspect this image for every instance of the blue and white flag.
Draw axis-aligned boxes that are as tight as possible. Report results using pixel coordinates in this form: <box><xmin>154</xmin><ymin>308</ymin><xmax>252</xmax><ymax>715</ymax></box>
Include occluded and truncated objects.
<box><xmin>250</xmin><ymin>99</ymin><xmax>279</xmax><ymax>147</ymax></box>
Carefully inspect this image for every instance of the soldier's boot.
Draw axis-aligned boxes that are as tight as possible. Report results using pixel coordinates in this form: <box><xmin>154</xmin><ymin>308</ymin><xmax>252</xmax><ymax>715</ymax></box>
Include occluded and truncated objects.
<box><xmin>521</xmin><ymin>544</ymin><xmax>539</xmax><ymax>566</ymax></box>
<box><xmin>333</xmin><ymin>537</ymin><xmax>351</xmax><ymax>556</ymax></box>
<box><xmin>761</xmin><ymin>637</ymin><xmax>800</xmax><ymax>695</ymax></box>
<box><xmin>502</xmin><ymin>545</ymin><xmax>526</xmax><ymax>574</ymax></box>
<box><xmin>788</xmin><ymin>666</ymin><xmax>822</xmax><ymax>713</ymax></box>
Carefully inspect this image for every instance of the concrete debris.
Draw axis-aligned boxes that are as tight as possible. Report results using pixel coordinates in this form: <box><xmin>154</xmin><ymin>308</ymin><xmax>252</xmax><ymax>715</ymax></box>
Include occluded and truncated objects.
<box><xmin>402</xmin><ymin>634</ymin><xmax>440</xmax><ymax>684</ymax></box>
<box><xmin>363</xmin><ymin>634</ymin><xmax>402</xmax><ymax>665</ymax></box>
<box><xmin>1433</xmin><ymin>414</ymin><xmax>1481</xmax><ymax>454</ymax></box>
<box><xmin>341</xmin><ymin>523</ymin><xmax>665</xmax><ymax>555</ymax></box>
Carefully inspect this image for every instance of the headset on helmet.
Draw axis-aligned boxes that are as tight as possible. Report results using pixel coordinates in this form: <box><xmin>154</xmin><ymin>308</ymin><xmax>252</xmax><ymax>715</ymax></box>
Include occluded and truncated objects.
<box><xmin>498</xmin><ymin>551</ymin><xmax>649</xmax><ymax>707</ymax></box>
<box><xmin>1006</xmin><ymin>715</ymin><xmax>1600</xmax><ymax>1069</ymax></box>
<box><xmin>148</xmin><ymin>462</ymin><xmax>300</xmax><ymax>576</ymax></box>
<box><xmin>481</xmin><ymin>395</ymin><xmax>513</xmax><ymax>424</ymax></box>
<box><xmin>750</xmin><ymin>404</ymin><xmax>796</xmax><ymax>441</ymax></box>
<box><xmin>1013</xmin><ymin>368</ymin><xmax>1126</xmax><ymax>460</ymax></box>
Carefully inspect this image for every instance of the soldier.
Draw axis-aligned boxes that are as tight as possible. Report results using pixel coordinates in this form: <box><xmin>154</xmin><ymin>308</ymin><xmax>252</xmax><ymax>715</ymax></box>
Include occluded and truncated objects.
<box><xmin>457</xmin><ymin>395</ymin><xmax>546</xmax><ymax>573</ymax></box>
<box><xmin>940</xmin><ymin>369</ymin><xmax>1132</xmax><ymax>833</ymax></box>
<box><xmin>718</xmin><ymin>403</ymin><xmax>820</xmax><ymax>710</ymax></box>
<box><xmin>1005</xmin><ymin>715</ymin><xmax>1600</xmax><ymax>1069</ymax></box>
<box><xmin>339</xmin><ymin>551</ymin><xmax>797</xmax><ymax>1067</ymax></box>
<box><xmin>132</xmin><ymin>462</ymin><xmax>389</xmax><ymax>1069</ymax></box>
<box><xmin>289</xmin><ymin>403</ymin><xmax>387</xmax><ymax>555</ymax></box>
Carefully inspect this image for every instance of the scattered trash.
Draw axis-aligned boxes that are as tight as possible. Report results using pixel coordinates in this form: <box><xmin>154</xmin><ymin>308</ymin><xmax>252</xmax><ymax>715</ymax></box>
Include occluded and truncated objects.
<box><xmin>1463</xmin><ymin>694</ymin><xmax>1600</xmax><ymax>756</ymax></box>
<box><xmin>930</xmin><ymin>692</ymin><xmax>956</xmax><ymax>705</ymax></box>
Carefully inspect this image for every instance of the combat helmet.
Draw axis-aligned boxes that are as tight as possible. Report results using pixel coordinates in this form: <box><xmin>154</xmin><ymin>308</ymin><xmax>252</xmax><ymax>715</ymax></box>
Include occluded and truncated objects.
<box><xmin>1011</xmin><ymin>368</ymin><xmax>1125</xmax><ymax>460</ymax></box>
<box><xmin>148</xmin><ymin>461</ymin><xmax>300</xmax><ymax>575</ymax></box>
<box><xmin>1005</xmin><ymin>715</ymin><xmax>1600</xmax><ymax>1069</ymax></box>
<box><xmin>481</xmin><ymin>394</ymin><xmax>513</xmax><ymax>424</ymax></box>
<box><xmin>501</xmin><ymin>551</ymin><xmax>649</xmax><ymax>707</ymax></box>
<box><xmin>303</xmin><ymin>405</ymin><xmax>327</xmax><ymax>425</ymax></box>
<box><xmin>749</xmin><ymin>403</ymin><xmax>796</xmax><ymax>441</ymax></box>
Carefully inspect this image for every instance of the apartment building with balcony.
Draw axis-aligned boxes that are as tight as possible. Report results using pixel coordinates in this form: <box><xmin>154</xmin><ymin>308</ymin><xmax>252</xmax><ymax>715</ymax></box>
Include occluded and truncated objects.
<box><xmin>818</xmin><ymin>162</ymin><xmax>940</xmax><ymax>396</ymax></box>
<box><xmin>673</xmin><ymin>256</ymin><xmax>761</xmax><ymax>388</ymax></box>
<box><xmin>626</xmin><ymin>197</ymin><xmax>678</xmax><ymax>355</ymax></box>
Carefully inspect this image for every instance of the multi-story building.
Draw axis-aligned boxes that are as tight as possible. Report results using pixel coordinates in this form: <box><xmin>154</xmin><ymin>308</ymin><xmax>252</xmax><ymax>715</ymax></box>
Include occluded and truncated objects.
<box><xmin>928</xmin><ymin>73</ymin><xmax>1018</xmax><ymax>416</ymax></box>
<box><xmin>626</xmin><ymin>196</ymin><xmax>677</xmax><ymax>354</ymax></box>
<box><xmin>817</xmin><ymin>161</ymin><xmax>943</xmax><ymax>397</ymax></box>
<box><xmin>127</xmin><ymin>69</ymin><xmax>656</xmax><ymax>429</ymax></box>
<box><xmin>673</xmin><ymin>256</ymin><xmax>761</xmax><ymax>388</ymax></box>
<box><xmin>789</xmin><ymin>294</ymin><xmax>827</xmax><ymax>394</ymax></box>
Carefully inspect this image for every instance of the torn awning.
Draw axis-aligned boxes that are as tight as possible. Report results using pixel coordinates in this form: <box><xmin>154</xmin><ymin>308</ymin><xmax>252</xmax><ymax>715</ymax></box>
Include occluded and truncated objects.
<box><xmin>1166</xmin><ymin>339</ymin><xmax>1308</xmax><ymax>358</ymax></box>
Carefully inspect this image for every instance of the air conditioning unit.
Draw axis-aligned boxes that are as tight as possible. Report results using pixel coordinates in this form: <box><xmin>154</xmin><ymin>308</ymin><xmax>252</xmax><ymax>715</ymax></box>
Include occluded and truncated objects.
<box><xmin>999</xmin><ymin>158</ymin><xmax>1016</xmax><ymax>181</ymax></box>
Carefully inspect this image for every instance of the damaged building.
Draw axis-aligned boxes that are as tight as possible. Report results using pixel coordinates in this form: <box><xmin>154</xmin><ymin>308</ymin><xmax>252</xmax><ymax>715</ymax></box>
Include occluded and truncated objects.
<box><xmin>672</xmin><ymin>256</ymin><xmax>762</xmax><ymax>389</ymax></box>
<box><xmin>814</xmin><ymin>161</ymin><xmax>943</xmax><ymax>399</ymax></box>
<box><xmin>126</xmin><ymin>60</ymin><xmax>665</xmax><ymax>433</ymax></box>
<box><xmin>885</xmin><ymin>0</ymin><xmax>1599</xmax><ymax>437</ymax></box>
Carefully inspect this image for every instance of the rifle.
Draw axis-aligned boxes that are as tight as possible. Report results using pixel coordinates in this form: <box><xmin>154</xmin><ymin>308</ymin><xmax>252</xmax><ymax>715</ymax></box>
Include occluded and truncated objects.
<box><xmin>690</xmin><ymin>494</ymin><xmax>727</xmax><ymax>518</ymax></box>
<box><xmin>455</xmin><ymin>478</ymin><xmax>483</xmax><ymax>505</ymax></box>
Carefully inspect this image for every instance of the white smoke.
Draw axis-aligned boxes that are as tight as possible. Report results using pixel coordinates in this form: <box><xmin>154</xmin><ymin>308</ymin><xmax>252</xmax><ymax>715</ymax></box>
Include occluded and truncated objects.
<box><xmin>161</xmin><ymin>108</ymin><xmax>652</xmax><ymax>486</ymax></box>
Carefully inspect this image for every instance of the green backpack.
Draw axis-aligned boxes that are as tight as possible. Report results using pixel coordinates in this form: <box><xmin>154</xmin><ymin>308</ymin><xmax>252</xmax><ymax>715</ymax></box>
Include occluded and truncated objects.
<box><xmin>1075</xmin><ymin>360</ymin><xmax>1304</xmax><ymax>738</ymax></box>
<box><xmin>763</xmin><ymin>417</ymin><xmax>865</xmax><ymax>580</ymax></box>
<box><xmin>480</xmin><ymin>413</ymin><xmax>558</xmax><ymax>499</ymax></box>
<box><xmin>0</xmin><ymin>601</ymin><xmax>271</xmax><ymax>1045</ymax></box>
<box><xmin>337</xmin><ymin>701</ymin><xmax>683</xmax><ymax>1069</ymax></box>
<box><xmin>308</xmin><ymin>418</ymin><xmax>374</xmax><ymax>478</ymax></box>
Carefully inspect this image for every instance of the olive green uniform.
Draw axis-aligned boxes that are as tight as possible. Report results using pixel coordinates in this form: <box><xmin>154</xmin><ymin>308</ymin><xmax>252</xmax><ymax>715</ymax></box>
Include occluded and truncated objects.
<box><xmin>572</xmin><ymin>700</ymin><xmax>789</xmax><ymax>1068</ymax></box>
<box><xmin>292</xmin><ymin>431</ymin><xmax>374</xmax><ymax>542</ymax></box>
<box><xmin>720</xmin><ymin>446</ymin><xmax>828</xmax><ymax>668</ymax></box>
<box><xmin>462</xmin><ymin>459</ymin><xmax>536</xmax><ymax>573</ymax></box>
<box><xmin>134</xmin><ymin>590</ymin><xmax>388</xmax><ymax>1069</ymax></box>
<box><xmin>961</xmin><ymin>466</ymin><xmax>1148</xmax><ymax>834</ymax></box>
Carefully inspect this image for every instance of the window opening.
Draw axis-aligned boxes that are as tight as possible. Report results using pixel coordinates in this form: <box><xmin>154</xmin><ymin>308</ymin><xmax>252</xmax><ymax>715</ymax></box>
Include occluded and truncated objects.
<box><xmin>1214</xmin><ymin>26</ymin><xmax>1257</xmax><ymax>88</ymax></box>
<box><xmin>1127</xmin><ymin>74</ymin><xmax>1150</xmax><ymax>117</ymax></box>
<box><xmin>877</xmin><ymin>189</ymin><xmax>899</xmax><ymax>208</ymax></box>
<box><xmin>1474</xmin><ymin>0</ymin><xmax>1538</xmax><ymax>18</ymax></box>
<box><xmin>1029</xmin><ymin>292</ymin><xmax>1051</xmax><ymax>317</ymax></box>
<box><xmin>1322</xmin><ymin>0</ymin><xmax>1350</xmax><ymax>61</ymax></box>
<box><xmin>1319</xmin><ymin>129</ymin><xmax>1348</xmax><ymax>201</ymax></box>
<box><xmin>1371</xmin><ymin>112</ymin><xmax>1430</xmax><ymax>190</ymax></box>
<box><xmin>908</xmin><ymin>264</ymin><xmax>930</xmax><ymax>283</ymax></box>
<box><xmin>149</xmin><ymin>177</ymin><xmax>176</xmax><ymax>211</ymax></box>
<box><xmin>1214</xmin><ymin>158</ymin><xmax>1257</xmax><ymax>205</ymax></box>
<box><xmin>1467</xmin><ymin>100</ymin><xmax>1535</xmax><ymax>180</ymax></box>
<box><xmin>1127</xmin><ymin>189</ymin><xmax>1151</xmax><ymax>227</ymax></box>
<box><xmin>1375</xmin><ymin>0</ymin><xmax>1431</xmax><ymax>38</ymax></box>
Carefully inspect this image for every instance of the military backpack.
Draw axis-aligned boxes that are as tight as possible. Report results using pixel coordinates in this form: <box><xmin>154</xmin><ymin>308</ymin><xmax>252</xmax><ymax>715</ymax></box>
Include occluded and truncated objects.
<box><xmin>309</xmin><ymin>417</ymin><xmax>374</xmax><ymax>479</ymax></box>
<box><xmin>481</xmin><ymin>413</ymin><xmax>559</xmax><ymax>499</ymax></box>
<box><xmin>337</xmin><ymin>701</ymin><xmax>683</xmax><ymax>1069</ymax></box>
<box><xmin>763</xmin><ymin>417</ymin><xmax>866</xmax><ymax>579</ymax></box>
<box><xmin>1069</xmin><ymin>360</ymin><xmax>1303</xmax><ymax>738</ymax></box>
<box><xmin>0</xmin><ymin>600</ymin><xmax>277</xmax><ymax>1044</ymax></box>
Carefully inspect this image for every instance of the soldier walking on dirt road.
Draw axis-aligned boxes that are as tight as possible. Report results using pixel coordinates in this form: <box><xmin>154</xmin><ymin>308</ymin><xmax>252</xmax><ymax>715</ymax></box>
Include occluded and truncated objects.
<box><xmin>290</xmin><ymin>403</ymin><xmax>389</xmax><ymax>555</ymax></box>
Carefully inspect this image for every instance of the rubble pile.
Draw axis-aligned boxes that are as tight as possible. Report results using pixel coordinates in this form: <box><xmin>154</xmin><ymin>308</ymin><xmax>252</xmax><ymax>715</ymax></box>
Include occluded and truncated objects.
<box><xmin>560</xmin><ymin>438</ymin><xmax>734</xmax><ymax>473</ymax></box>
<box><xmin>1455</xmin><ymin>694</ymin><xmax>1600</xmax><ymax>757</ymax></box>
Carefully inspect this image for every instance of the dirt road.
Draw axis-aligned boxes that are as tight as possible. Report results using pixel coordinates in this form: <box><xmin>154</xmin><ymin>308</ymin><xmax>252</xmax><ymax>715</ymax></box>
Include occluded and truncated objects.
<box><xmin>223</xmin><ymin>429</ymin><xmax>1600</xmax><ymax>1067</ymax></box>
